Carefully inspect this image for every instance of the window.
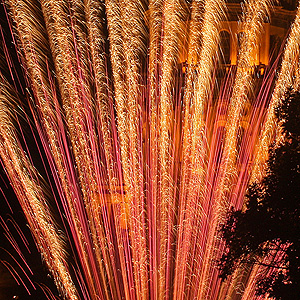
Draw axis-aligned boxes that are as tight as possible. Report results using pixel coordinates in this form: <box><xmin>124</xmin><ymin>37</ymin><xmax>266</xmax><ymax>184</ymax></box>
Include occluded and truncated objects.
<box><xmin>220</xmin><ymin>30</ymin><xmax>231</xmax><ymax>65</ymax></box>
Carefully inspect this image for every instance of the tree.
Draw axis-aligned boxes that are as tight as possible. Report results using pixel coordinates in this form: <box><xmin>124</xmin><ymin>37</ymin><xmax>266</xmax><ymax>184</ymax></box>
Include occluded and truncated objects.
<box><xmin>219</xmin><ymin>89</ymin><xmax>300</xmax><ymax>299</ymax></box>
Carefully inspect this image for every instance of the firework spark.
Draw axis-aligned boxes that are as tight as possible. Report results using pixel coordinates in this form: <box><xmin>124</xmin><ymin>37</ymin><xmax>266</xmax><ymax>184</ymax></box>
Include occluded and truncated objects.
<box><xmin>0</xmin><ymin>0</ymin><xmax>298</xmax><ymax>299</ymax></box>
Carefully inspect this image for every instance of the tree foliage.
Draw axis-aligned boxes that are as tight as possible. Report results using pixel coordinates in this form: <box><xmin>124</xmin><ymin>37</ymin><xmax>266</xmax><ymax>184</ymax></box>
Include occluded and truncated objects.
<box><xmin>219</xmin><ymin>89</ymin><xmax>300</xmax><ymax>299</ymax></box>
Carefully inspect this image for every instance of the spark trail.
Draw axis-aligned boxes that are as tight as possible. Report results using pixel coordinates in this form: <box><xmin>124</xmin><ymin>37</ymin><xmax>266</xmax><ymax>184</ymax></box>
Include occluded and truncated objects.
<box><xmin>0</xmin><ymin>0</ymin><xmax>298</xmax><ymax>299</ymax></box>
<box><xmin>0</xmin><ymin>76</ymin><xmax>78</xmax><ymax>299</ymax></box>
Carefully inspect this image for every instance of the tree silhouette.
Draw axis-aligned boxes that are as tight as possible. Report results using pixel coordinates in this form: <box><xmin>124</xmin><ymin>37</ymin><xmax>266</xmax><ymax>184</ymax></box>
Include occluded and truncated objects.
<box><xmin>219</xmin><ymin>89</ymin><xmax>300</xmax><ymax>299</ymax></box>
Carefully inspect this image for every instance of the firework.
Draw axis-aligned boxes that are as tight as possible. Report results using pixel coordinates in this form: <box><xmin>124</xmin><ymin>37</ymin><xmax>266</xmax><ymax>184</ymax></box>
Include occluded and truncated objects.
<box><xmin>0</xmin><ymin>0</ymin><xmax>298</xmax><ymax>299</ymax></box>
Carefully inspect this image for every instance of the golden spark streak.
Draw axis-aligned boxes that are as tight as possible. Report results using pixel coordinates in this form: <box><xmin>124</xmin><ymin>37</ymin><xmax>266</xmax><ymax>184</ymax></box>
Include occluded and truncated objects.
<box><xmin>40</xmin><ymin>1</ymin><xmax>114</xmax><ymax>297</ymax></box>
<box><xmin>157</xmin><ymin>0</ymin><xmax>189</xmax><ymax>298</ymax></box>
<box><xmin>8</xmin><ymin>0</ymin><xmax>109</xmax><ymax>297</ymax></box>
<box><xmin>251</xmin><ymin>0</ymin><xmax>300</xmax><ymax>183</ymax></box>
<box><xmin>85</xmin><ymin>1</ymin><xmax>130</xmax><ymax>298</ymax></box>
<box><xmin>105</xmin><ymin>0</ymin><xmax>150</xmax><ymax>297</ymax></box>
<box><xmin>196</xmin><ymin>1</ymin><xmax>271</xmax><ymax>298</ymax></box>
<box><xmin>147</xmin><ymin>0</ymin><xmax>164</xmax><ymax>298</ymax></box>
<box><xmin>240</xmin><ymin>4</ymin><xmax>300</xmax><ymax>296</ymax></box>
<box><xmin>0</xmin><ymin>77</ymin><xmax>78</xmax><ymax>300</ymax></box>
<box><xmin>173</xmin><ymin>0</ymin><xmax>225</xmax><ymax>298</ymax></box>
<box><xmin>119</xmin><ymin>0</ymin><xmax>148</xmax><ymax>298</ymax></box>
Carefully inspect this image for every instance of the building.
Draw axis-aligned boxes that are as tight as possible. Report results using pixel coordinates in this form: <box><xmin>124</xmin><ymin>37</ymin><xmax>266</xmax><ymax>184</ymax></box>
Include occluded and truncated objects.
<box><xmin>220</xmin><ymin>0</ymin><xmax>297</xmax><ymax>67</ymax></box>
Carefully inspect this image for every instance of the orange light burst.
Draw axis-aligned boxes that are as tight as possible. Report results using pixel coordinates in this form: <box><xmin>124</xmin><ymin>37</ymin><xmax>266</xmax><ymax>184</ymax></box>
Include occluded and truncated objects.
<box><xmin>0</xmin><ymin>0</ymin><xmax>299</xmax><ymax>299</ymax></box>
